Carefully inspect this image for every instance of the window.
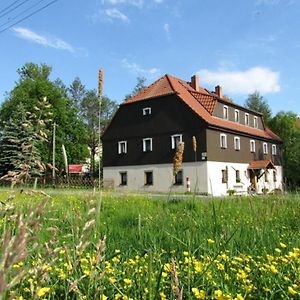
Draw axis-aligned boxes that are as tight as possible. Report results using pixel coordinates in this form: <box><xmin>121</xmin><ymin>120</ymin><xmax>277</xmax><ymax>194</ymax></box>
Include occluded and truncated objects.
<box><xmin>236</xmin><ymin>170</ymin><xmax>241</xmax><ymax>183</ymax></box>
<box><xmin>273</xmin><ymin>170</ymin><xmax>277</xmax><ymax>182</ymax></box>
<box><xmin>265</xmin><ymin>171</ymin><xmax>269</xmax><ymax>183</ymax></box>
<box><xmin>171</xmin><ymin>134</ymin><xmax>182</xmax><ymax>149</ymax></box>
<box><xmin>234</xmin><ymin>136</ymin><xmax>240</xmax><ymax>151</ymax></box>
<box><xmin>118</xmin><ymin>141</ymin><xmax>127</xmax><ymax>154</ymax></box>
<box><xmin>254</xmin><ymin>116</ymin><xmax>258</xmax><ymax>128</ymax></box>
<box><xmin>223</xmin><ymin>106</ymin><xmax>228</xmax><ymax>120</ymax></box>
<box><xmin>174</xmin><ymin>170</ymin><xmax>183</xmax><ymax>185</ymax></box>
<box><xmin>143</xmin><ymin>107</ymin><xmax>151</xmax><ymax>115</ymax></box>
<box><xmin>120</xmin><ymin>172</ymin><xmax>127</xmax><ymax>186</ymax></box>
<box><xmin>272</xmin><ymin>144</ymin><xmax>277</xmax><ymax>155</ymax></box>
<box><xmin>220</xmin><ymin>134</ymin><xmax>227</xmax><ymax>149</ymax></box>
<box><xmin>235</xmin><ymin>110</ymin><xmax>240</xmax><ymax>123</ymax></box>
<box><xmin>263</xmin><ymin>142</ymin><xmax>268</xmax><ymax>154</ymax></box>
<box><xmin>245</xmin><ymin>113</ymin><xmax>249</xmax><ymax>126</ymax></box>
<box><xmin>222</xmin><ymin>169</ymin><xmax>228</xmax><ymax>183</ymax></box>
<box><xmin>144</xmin><ymin>171</ymin><xmax>153</xmax><ymax>185</ymax></box>
<box><xmin>250</xmin><ymin>140</ymin><xmax>256</xmax><ymax>153</ymax></box>
<box><xmin>143</xmin><ymin>138</ymin><xmax>152</xmax><ymax>152</ymax></box>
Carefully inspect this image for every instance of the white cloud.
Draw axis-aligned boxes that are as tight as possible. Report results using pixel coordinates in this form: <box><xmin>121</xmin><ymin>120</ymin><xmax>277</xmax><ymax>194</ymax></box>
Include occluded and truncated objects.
<box><xmin>255</xmin><ymin>0</ymin><xmax>280</xmax><ymax>5</ymax></box>
<box><xmin>122</xmin><ymin>58</ymin><xmax>160</xmax><ymax>78</ymax></box>
<box><xmin>102</xmin><ymin>0</ymin><xmax>143</xmax><ymax>7</ymax></box>
<box><xmin>13</xmin><ymin>27</ymin><xmax>75</xmax><ymax>53</ymax></box>
<box><xmin>163</xmin><ymin>23</ymin><xmax>171</xmax><ymax>40</ymax></box>
<box><xmin>197</xmin><ymin>67</ymin><xmax>280</xmax><ymax>95</ymax></box>
<box><xmin>104</xmin><ymin>8</ymin><xmax>129</xmax><ymax>22</ymax></box>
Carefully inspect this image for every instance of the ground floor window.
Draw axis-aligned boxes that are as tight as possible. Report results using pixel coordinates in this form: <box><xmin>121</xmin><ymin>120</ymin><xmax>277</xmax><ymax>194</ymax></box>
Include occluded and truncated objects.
<box><xmin>174</xmin><ymin>170</ymin><xmax>183</xmax><ymax>185</ymax></box>
<box><xmin>273</xmin><ymin>170</ymin><xmax>277</xmax><ymax>182</ymax></box>
<box><xmin>222</xmin><ymin>169</ymin><xmax>228</xmax><ymax>183</ymax></box>
<box><xmin>120</xmin><ymin>172</ymin><xmax>127</xmax><ymax>185</ymax></box>
<box><xmin>236</xmin><ymin>170</ymin><xmax>241</xmax><ymax>183</ymax></box>
<box><xmin>144</xmin><ymin>171</ymin><xmax>153</xmax><ymax>185</ymax></box>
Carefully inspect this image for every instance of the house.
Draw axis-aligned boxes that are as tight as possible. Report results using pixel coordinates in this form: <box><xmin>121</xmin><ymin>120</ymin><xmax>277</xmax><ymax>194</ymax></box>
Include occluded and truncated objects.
<box><xmin>102</xmin><ymin>74</ymin><xmax>283</xmax><ymax>196</ymax></box>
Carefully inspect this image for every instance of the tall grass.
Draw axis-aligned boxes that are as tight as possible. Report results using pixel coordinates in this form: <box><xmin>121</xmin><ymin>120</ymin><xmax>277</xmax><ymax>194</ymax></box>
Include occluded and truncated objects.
<box><xmin>0</xmin><ymin>190</ymin><xmax>300</xmax><ymax>299</ymax></box>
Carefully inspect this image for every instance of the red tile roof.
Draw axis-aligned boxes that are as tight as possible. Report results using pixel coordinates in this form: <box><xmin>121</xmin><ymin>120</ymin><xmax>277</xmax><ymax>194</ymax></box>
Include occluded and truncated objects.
<box><xmin>122</xmin><ymin>74</ymin><xmax>281</xmax><ymax>142</ymax></box>
<box><xmin>248</xmin><ymin>160</ymin><xmax>275</xmax><ymax>170</ymax></box>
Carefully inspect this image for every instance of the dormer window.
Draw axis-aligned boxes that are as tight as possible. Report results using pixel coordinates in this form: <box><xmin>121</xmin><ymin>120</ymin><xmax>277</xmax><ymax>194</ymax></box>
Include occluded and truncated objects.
<box><xmin>254</xmin><ymin>116</ymin><xmax>258</xmax><ymax>128</ymax></box>
<box><xmin>235</xmin><ymin>110</ymin><xmax>240</xmax><ymax>123</ymax></box>
<box><xmin>143</xmin><ymin>107</ymin><xmax>151</xmax><ymax>116</ymax></box>
<box><xmin>223</xmin><ymin>106</ymin><xmax>228</xmax><ymax>120</ymax></box>
<box><xmin>245</xmin><ymin>113</ymin><xmax>249</xmax><ymax>126</ymax></box>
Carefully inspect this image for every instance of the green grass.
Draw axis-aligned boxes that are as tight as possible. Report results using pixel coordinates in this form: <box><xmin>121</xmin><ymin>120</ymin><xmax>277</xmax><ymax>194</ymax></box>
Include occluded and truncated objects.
<box><xmin>1</xmin><ymin>190</ymin><xmax>300</xmax><ymax>299</ymax></box>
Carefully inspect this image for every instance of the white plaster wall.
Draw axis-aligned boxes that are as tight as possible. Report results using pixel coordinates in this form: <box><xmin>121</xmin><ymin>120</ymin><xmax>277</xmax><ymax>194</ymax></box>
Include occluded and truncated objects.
<box><xmin>255</xmin><ymin>166</ymin><xmax>283</xmax><ymax>193</ymax></box>
<box><xmin>103</xmin><ymin>162</ymin><xmax>208</xmax><ymax>194</ymax></box>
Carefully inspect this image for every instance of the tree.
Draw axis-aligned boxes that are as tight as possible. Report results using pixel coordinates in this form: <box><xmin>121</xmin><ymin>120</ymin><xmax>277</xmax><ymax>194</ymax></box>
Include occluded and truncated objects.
<box><xmin>269</xmin><ymin>111</ymin><xmax>300</xmax><ymax>189</ymax></box>
<box><xmin>125</xmin><ymin>77</ymin><xmax>147</xmax><ymax>99</ymax></box>
<box><xmin>0</xmin><ymin>63</ymin><xmax>89</xmax><ymax>170</ymax></box>
<box><xmin>68</xmin><ymin>77</ymin><xmax>86</xmax><ymax>110</ymax></box>
<box><xmin>80</xmin><ymin>90</ymin><xmax>117</xmax><ymax>176</ymax></box>
<box><xmin>245</xmin><ymin>91</ymin><xmax>272</xmax><ymax>125</ymax></box>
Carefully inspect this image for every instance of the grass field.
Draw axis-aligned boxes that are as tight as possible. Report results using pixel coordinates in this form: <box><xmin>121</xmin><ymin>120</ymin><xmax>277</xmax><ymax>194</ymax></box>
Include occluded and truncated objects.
<box><xmin>1</xmin><ymin>189</ymin><xmax>300</xmax><ymax>299</ymax></box>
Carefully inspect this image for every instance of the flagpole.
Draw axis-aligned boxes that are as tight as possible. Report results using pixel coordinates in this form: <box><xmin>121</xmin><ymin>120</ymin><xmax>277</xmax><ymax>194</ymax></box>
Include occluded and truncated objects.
<box><xmin>98</xmin><ymin>69</ymin><xmax>103</xmax><ymax>190</ymax></box>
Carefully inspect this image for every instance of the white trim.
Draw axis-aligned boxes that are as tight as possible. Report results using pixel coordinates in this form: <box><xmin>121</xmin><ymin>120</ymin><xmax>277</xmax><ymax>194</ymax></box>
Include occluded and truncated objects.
<box><xmin>234</xmin><ymin>109</ymin><xmax>240</xmax><ymax>123</ymax></box>
<box><xmin>223</xmin><ymin>105</ymin><xmax>228</xmax><ymax>120</ymax></box>
<box><xmin>272</xmin><ymin>144</ymin><xmax>277</xmax><ymax>155</ymax></box>
<box><xmin>220</xmin><ymin>133</ymin><xmax>227</xmax><ymax>149</ymax></box>
<box><xmin>143</xmin><ymin>138</ymin><xmax>153</xmax><ymax>152</ymax></box>
<box><xmin>245</xmin><ymin>113</ymin><xmax>249</xmax><ymax>126</ymax></box>
<box><xmin>250</xmin><ymin>140</ymin><xmax>255</xmax><ymax>153</ymax></box>
<box><xmin>142</xmin><ymin>107</ymin><xmax>151</xmax><ymax>115</ymax></box>
<box><xmin>171</xmin><ymin>134</ymin><xmax>182</xmax><ymax>149</ymax></box>
<box><xmin>118</xmin><ymin>141</ymin><xmax>127</xmax><ymax>154</ymax></box>
<box><xmin>263</xmin><ymin>142</ymin><xmax>268</xmax><ymax>154</ymax></box>
<box><xmin>254</xmin><ymin>116</ymin><xmax>258</xmax><ymax>128</ymax></box>
<box><xmin>234</xmin><ymin>136</ymin><xmax>240</xmax><ymax>151</ymax></box>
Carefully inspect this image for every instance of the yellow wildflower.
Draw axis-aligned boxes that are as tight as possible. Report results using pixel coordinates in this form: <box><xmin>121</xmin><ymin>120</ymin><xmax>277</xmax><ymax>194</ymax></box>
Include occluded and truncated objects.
<box><xmin>100</xmin><ymin>295</ymin><xmax>108</xmax><ymax>300</ymax></box>
<box><xmin>192</xmin><ymin>287</ymin><xmax>206</xmax><ymax>299</ymax></box>
<box><xmin>37</xmin><ymin>287</ymin><xmax>50</xmax><ymax>298</ymax></box>
<box><xmin>207</xmin><ymin>239</ymin><xmax>215</xmax><ymax>244</ymax></box>
<box><xmin>280</xmin><ymin>242</ymin><xmax>287</xmax><ymax>248</ymax></box>
<box><xmin>288</xmin><ymin>286</ymin><xmax>298</xmax><ymax>296</ymax></box>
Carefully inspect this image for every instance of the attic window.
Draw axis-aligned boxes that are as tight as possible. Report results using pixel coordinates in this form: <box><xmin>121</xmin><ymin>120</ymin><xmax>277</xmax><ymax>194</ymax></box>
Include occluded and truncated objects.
<box><xmin>235</xmin><ymin>110</ymin><xmax>240</xmax><ymax>123</ymax></box>
<box><xmin>245</xmin><ymin>113</ymin><xmax>249</xmax><ymax>126</ymax></box>
<box><xmin>143</xmin><ymin>107</ymin><xmax>151</xmax><ymax>115</ymax></box>
<box><xmin>254</xmin><ymin>116</ymin><xmax>258</xmax><ymax>128</ymax></box>
<box><xmin>223</xmin><ymin>106</ymin><xmax>228</xmax><ymax>120</ymax></box>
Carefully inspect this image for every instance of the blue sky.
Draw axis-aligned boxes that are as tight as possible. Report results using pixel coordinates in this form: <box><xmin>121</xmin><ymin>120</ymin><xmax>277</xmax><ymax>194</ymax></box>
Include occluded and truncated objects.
<box><xmin>0</xmin><ymin>0</ymin><xmax>300</xmax><ymax>116</ymax></box>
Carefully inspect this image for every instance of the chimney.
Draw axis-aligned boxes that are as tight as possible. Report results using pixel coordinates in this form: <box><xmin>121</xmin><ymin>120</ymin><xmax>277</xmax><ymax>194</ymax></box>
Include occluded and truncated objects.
<box><xmin>191</xmin><ymin>75</ymin><xmax>200</xmax><ymax>92</ymax></box>
<box><xmin>215</xmin><ymin>85</ymin><xmax>222</xmax><ymax>98</ymax></box>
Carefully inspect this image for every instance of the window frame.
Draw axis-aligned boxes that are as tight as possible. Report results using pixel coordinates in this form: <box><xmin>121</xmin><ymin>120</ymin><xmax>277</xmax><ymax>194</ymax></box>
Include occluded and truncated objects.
<box><xmin>234</xmin><ymin>136</ymin><xmax>241</xmax><ymax>151</ymax></box>
<box><xmin>144</xmin><ymin>171</ymin><xmax>153</xmax><ymax>186</ymax></box>
<box><xmin>119</xmin><ymin>171</ymin><xmax>127</xmax><ymax>186</ymax></box>
<box><xmin>236</xmin><ymin>170</ymin><xmax>241</xmax><ymax>183</ymax></box>
<box><xmin>272</xmin><ymin>144</ymin><xmax>277</xmax><ymax>155</ymax></box>
<box><xmin>171</xmin><ymin>134</ymin><xmax>182</xmax><ymax>149</ymax></box>
<box><xmin>222</xmin><ymin>169</ymin><xmax>228</xmax><ymax>183</ymax></box>
<box><xmin>254</xmin><ymin>116</ymin><xmax>258</xmax><ymax>128</ymax></box>
<box><xmin>118</xmin><ymin>141</ymin><xmax>127</xmax><ymax>154</ymax></box>
<box><xmin>235</xmin><ymin>109</ymin><xmax>240</xmax><ymax>123</ymax></box>
<box><xmin>174</xmin><ymin>170</ymin><xmax>183</xmax><ymax>185</ymax></box>
<box><xmin>143</xmin><ymin>138</ymin><xmax>153</xmax><ymax>152</ymax></box>
<box><xmin>142</xmin><ymin>107</ymin><xmax>151</xmax><ymax>116</ymax></box>
<box><xmin>263</xmin><ymin>142</ymin><xmax>268</xmax><ymax>155</ymax></box>
<box><xmin>245</xmin><ymin>113</ymin><xmax>249</xmax><ymax>126</ymax></box>
<box><xmin>250</xmin><ymin>140</ymin><xmax>256</xmax><ymax>153</ymax></box>
<box><xmin>223</xmin><ymin>105</ymin><xmax>228</xmax><ymax>120</ymax></box>
<box><xmin>220</xmin><ymin>134</ymin><xmax>227</xmax><ymax>149</ymax></box>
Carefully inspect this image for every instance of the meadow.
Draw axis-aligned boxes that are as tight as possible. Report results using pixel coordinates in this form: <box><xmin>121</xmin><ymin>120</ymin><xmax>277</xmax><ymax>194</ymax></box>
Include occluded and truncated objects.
<box><xmin>0</xmin><ymin>189</ymin><xmax>300</xmax><ymax>299</ymax></box>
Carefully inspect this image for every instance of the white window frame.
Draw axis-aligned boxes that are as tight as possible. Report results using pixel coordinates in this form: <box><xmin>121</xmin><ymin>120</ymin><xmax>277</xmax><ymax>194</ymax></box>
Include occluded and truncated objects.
<box><xmin>118</xmin><ymin>141</ymin><xmax>127</xmax><ymax>154</ymax></box>
<box><xmin>250</xmin><ymin>140</ymin><xmax>256</xmax><ymax>153</ymax></box>
<box><xmin>223</xmin><ymin>105</ymin><xmax>228</xmax><ymax>120</ymax></box>
<box><xmin>142</xmin><ymin>107</ymin><xmax>151</xmax><ymax>116</ymax></box>
<box><xmin>234</xmin><ymin>136</ymin><xmax>240</xmax><ymax>151</ymax></box>
<box><xmin>171</xmin><ymin>134</ymin><xmax>182</xmax><ymax>149</ymax></box>
<box><xmin>254</xmin><ymin>116</ymin><xmax>258</xmax><ymax>128</ymax></box>
<box><xmin>272</xmin><ymin>144</ymin><xmax>277</xmax><ymax>155</ymax></box>
<box><xmin>143</xmin><ymin>138</ymin><xmax>153</xmax><ymax>152</ymax></box>
<box><xmin>235</xmin><ymin>109</ymin><xmax>240</xmax><ymax>123</ymax></box>
<box><xmin>220</xmin><ymin>134</ymin><xmax>227</xmax><ymax>149</ymax></box>
<box><xmin>245</xmin><ymin>113</ymin><xmax>249</xmax><ymax>126</ymax></box>
<box><xmin>263</xmin><ymin>142</ymin><xmax>268</xmax><ymax>154</ymax></box>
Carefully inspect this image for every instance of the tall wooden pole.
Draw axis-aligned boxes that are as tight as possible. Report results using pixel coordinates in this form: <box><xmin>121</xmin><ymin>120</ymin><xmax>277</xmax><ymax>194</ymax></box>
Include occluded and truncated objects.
<box><xmin>98</xmin><ymin>69</ymin><xmax>103</xmax><ymax>189</ymax></box>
